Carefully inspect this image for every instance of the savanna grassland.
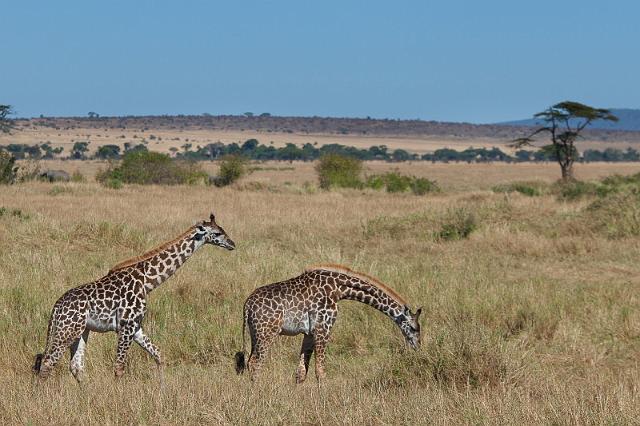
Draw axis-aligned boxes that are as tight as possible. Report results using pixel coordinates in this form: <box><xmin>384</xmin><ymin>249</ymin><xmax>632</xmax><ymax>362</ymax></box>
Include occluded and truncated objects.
<box><xmin>1</xmin><ymin>162</ymin><xmax>640</xmax><ymax>424</ymax></box>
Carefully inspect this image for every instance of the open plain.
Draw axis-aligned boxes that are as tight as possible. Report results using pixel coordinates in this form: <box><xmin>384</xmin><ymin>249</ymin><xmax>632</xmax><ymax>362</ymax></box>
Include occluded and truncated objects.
<box><xmin>1</xmin><ymin>160</ymin><xmax>639</xmax><ymax>424</ymax></box>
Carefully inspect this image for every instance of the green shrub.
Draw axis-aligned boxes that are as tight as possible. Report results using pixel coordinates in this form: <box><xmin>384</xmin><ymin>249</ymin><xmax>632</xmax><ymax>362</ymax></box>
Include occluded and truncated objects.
<box><xmin>104</xmin><ymin>178</ymin><xmax>123</xmax><ymax>189</ymax></box>
<box><xmin>437</xmin><ymin>207</ymin><xmax>478</xmax><ymax>241</ymax></box>
<box><xmin>384</xmin><ymin>172</ymin><xmax>412</xmax><ymax>193</ymax></box>
<box><xmin>0</xmin><ymin>207</ymin><xmax>29</xmax><ymax>220</ymax></box>
<box><xmin>411</xmin><ymin>177</ymin><xmax>439</xmax><ymax>195</ymax></box>
<box><xmin>96</xmin><ymin>151</ymin><xmax>206</xmax><ymax>186</ymax></box>
<box><xmin>492</xmin><ymin>181</ymin><xmax>547</xmax><ymax>197</ymax></box>
<box><xmin>213</xmin><ymin>155</ymin><xmax>248</xmax><ymax>187</ymax></box>
<box><xmin>365</xmin><ymin>174</ymin><xmax>386</xmax><ymax>190</ymax></box>
<box><xmin>315</xmin><ymin>154</ymin><xmax>363</xmax><ymax>189</ymax></box>
<box><xmin>554</xmin><ymin>180</ymin><xmax>600</xmax><ymax>201</ymax></box>
<box><xmin>365</xmin><ymin>172</ymin><xmax>439</xmax><ymax>195</ymax></box>
<box><xmin>71</xmin><ymin>170</ymin><xmax>86</xmax><ymax>183</ymax></box>
<box><xmin>0</xmin><ymin>151</ymin><xmax>17</xmax><ymax>184</ymax></box>
<box><xmin>586</xmin><ymin>192</ymin><xmax>640</xmax><ymax>238</ymax></box>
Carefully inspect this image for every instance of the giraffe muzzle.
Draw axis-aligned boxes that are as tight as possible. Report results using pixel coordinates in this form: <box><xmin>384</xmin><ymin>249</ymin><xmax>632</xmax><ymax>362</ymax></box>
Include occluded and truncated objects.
<box><xmin>222</xmin><ymin>238</ymin><xmax>236</xmax><ymax>250</ymax></box>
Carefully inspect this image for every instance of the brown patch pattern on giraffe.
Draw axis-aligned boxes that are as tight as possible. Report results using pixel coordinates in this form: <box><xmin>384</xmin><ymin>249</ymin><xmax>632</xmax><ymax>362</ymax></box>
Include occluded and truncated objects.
<box><xmin>235</xmin><ymin>265</ymin><xmax>422</xmax><ymax>383</ymax></box>
<box><xmin>33</xmin><ymin>212</ymin><xmax>235</xmax><ymax>382</ymax></box>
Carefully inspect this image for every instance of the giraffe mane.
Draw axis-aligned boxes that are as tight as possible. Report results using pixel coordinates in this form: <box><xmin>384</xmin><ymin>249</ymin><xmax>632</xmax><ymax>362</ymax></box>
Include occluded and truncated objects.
<box><xmin>305</xmin><ymin>263</ymin><xmax>409</xmax><ymax>307</ymax></box>
<box><xmin>109</xmin><ymin>226</ymin><xmax>196</xmax><ymax>272</ymax></box>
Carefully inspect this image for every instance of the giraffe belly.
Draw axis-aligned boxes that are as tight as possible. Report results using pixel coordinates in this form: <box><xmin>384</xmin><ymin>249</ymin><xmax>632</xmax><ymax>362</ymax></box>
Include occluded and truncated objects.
<box><xmin>281</xmin><ymin>313</ymin><xmax>313</xmax><ymax>336</ymax></box>
<box><xmin>86</xmin><ymin>313</ymin><xmax>117</xmax><ymax>332</ymax></box>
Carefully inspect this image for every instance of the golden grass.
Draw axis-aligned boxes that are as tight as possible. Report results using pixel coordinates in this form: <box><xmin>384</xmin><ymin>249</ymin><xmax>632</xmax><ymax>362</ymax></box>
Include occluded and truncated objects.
<box><xmin>1</xmin><ymin>163</ymin><xmax>639</xmax><ymax>424</ymax></box>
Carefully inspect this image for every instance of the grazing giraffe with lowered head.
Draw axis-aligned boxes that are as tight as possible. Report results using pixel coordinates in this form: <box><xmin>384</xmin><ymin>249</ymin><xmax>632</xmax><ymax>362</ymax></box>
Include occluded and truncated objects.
<box><xmin>235</xmin><ymin>264</ymin><xmax>422</xmax><ymax>383</ymax></box>
<box><xmin>33</xmin><ymin>212</ymin><xmax>235</xmax><ymax>382</ymax></box>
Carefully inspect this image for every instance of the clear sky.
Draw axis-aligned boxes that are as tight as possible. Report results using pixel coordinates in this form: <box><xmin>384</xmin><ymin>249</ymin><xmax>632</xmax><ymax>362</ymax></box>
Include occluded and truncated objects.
<box><xmin>1</xmin><ymin>1</ymin><xmax>638</xmax><ymax>123</ymax></box>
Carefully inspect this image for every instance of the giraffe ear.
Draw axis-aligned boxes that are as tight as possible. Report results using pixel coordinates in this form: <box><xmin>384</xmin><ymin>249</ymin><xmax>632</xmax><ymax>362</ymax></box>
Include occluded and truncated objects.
<box><xmin>415</xmin><ymin>307</ymin><xmax>422</xmax><ymax>319</ymax></box>
<box><xmin>209</xmin><ymin>212</ymin><xmax>216</xmax><ymax>223</ymax></box>
<box><xmin>404</xmin><ymin>305</ymin><xmax>411</xmax><ymax>316</ymax></box>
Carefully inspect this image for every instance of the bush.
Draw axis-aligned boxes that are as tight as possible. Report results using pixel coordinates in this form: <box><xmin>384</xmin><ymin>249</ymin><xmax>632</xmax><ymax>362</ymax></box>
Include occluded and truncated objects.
<box><xmin>492</xmin><ymin>181</ymin><xmax>547</xmax><ymax>197</ymax></box>
<box><xmin>0</xmin><ymin>151</ymin><xmax>18</xmax><ymax>184</ymax></box>
<box><xmin>553</xmin><ymin>180</ymin><xmax>600</xmax><ymax>201</ymax></box>
<box><xmin>316</xmin><ymin>154</ymin><xmax>363</xmax><ymax>189</ymax></box>
<box><xmin>384</xmin><ymin>172</ymin><xmax>412</xmax><ymax>193</ymax></box>
<box><xmin>104</xmin><ymin>178</ymin><xmax>123</xmax><ymax>189</ymax></box>
<box><xmin>213</xmin><ymin>155</ymin><xmax>248</xmax><ymax>187</ymax></box>
<box><xmin>437</xmin><ymin>207</ymin><xmax>478</xmax><ymax>241</ymax></box>
<box><xmin>365</xmin><ymin>172</ymin><xmax>439</xmax><ymax>195</ymax></box>
<box><xmin>411</xmin><ymin>177</ymin><xmax>439</xmax><ymax>195</ymax></box>
<box><xmin>0</xmin><ymin>207</ymin><xmax>29</xmax><ymax>220</ymax></box>
<box><xmin>16</xmin><ymin>159</ymin><xmax>41</xmax><ymax>182</ymax></box>
<box><xmin>365</xmin><ymin>174</ymin><xmax>386</xmax><ymax>190</ymax></box>
<box><xmin>586</xmin><ymin>192</ymin><xmax>640</xmax><ymax>238</ymax></box>
<box><xmin>96</xmin><ymin>151</ymin><xmax>207</xmax><ymax>186</ymax></box>
<box><xmin>71</xmin><ymin>170</ymin><xmax>86</xmax><ymax>183</ymax></box>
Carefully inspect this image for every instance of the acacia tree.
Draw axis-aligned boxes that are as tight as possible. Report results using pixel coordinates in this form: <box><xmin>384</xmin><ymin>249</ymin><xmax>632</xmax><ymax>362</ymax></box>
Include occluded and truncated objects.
<box><xmin>511</xmin><ymin>101</ymin><xmax>618</xmax><ymax>181</ymax></box>
<box><xmin>0</xmin><ymin>105</ymin><xmax>14</xmax><ymax>133</ymax></box>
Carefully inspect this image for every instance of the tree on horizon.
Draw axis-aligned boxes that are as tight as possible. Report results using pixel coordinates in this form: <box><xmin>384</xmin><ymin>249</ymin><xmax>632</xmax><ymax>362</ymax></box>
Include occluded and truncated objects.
<box><xmin>511</xmin><ymin>101</ymin><xmax>618</xmax><ymax>181</ymax></box>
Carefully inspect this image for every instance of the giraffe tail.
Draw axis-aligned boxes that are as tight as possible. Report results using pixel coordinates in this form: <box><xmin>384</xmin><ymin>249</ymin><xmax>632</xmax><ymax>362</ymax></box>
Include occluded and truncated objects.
<box><xmin>32</xmin><ymin>353</ymin><xmax>44</xmax><ymax>374</ymax></box>
<box><xmin>34</xmin><ymin>305</ymin><xmax>58</xmax><ymax>375</ymax></box>
<box><xmin>234</xmin><ymin>351</ymin><xmax>245</xmax><ymax>375</ymax></box>
<box><xmin>234</xmin><ymin>308</ymin><xmax>248</xmax><ymax>375</ymax></box>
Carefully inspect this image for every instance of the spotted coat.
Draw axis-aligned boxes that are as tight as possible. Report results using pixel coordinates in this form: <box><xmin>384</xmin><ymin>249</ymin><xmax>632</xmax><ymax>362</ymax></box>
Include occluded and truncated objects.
<box><xmin>235</xmin><ymin>264</ymin><xmax>422</xmax><ymax>383</ymax></box>
<box><xmin>34</xmin><ymin>213</ymin><xmax>235</xmax><ymax>382</ymax></box>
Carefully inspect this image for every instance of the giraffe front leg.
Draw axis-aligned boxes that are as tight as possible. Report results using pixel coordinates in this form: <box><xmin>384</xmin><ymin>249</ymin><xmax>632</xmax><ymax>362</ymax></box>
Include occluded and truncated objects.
<box><xmin>114</xmin><ymin>323</ymin><xmax>137</xmax><ymax>378</ymax></box>
<box><xmin>133</xmin><ymin>328</ymin><xmax>164</xmax><ymax>385</ymax></box>
<box><xmin>69</xmin><ymin>329</ymin><xmax>90</xmax><ymax>383</ymax></box>
<box><xmin>133</xmin><ymin>328</ymin><xmax>162</xmax><ymax>366</ymax></box>
<box><xmin>296</xmin><ymin>334</ymin><xmax>314</xmax><ymax>384</ymax></box>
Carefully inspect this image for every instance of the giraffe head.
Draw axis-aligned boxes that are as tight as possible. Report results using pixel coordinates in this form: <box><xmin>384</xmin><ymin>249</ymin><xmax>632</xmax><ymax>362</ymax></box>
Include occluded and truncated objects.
<box><xmin>396</xmin><ymin>306</ymin><xmax>422</xmax><ymax>350</ymax></box>
<box><xmin>193</xmin><ymin>212</ymin><xmax>236</xmax><ymax>250</ymax></box>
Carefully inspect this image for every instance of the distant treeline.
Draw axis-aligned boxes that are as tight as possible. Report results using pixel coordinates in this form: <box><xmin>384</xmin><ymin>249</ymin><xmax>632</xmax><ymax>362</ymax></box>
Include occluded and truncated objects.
<box><xmin>2</xmin><ymin>139</ymin><xmax>640</xmax><ymax>163</ymax></box>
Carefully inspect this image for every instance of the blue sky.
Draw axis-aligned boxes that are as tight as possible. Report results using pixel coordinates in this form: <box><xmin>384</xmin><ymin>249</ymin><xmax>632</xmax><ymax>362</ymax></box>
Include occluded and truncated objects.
<box><xmin>1</xmin><ymin>1</ymin><xmax>638</xmax><ymax>123</ymax></box>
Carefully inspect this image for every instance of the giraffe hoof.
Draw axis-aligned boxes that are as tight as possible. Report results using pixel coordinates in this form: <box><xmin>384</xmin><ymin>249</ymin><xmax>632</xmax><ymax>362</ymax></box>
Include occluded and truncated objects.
<box><xmin>295</xmin><ymin>369</ymin><xmax>307</xmax><ymax>384</ymax></box>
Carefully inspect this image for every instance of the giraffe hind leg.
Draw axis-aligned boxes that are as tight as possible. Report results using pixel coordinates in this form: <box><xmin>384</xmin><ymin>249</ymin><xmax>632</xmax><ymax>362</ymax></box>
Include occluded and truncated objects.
<box><xmin>247</xmin><ymin>325</ymin><xmax>279</xmax><ymax>382</ymax></box>
<box><xmin>38</xmin><ymin>320</ymin><xmax>86</xmax><ymax>380</ymax></box>
<box><xmin>69</xmin><ymin>329</ymin><xmax>90</xmax><ymax>383</ymax></box>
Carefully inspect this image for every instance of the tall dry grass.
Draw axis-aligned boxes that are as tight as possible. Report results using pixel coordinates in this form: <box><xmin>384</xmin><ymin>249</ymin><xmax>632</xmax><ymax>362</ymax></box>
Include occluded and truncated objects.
<box><xmin>0</xmin><ymin>163</ymin><xmax>639</xmax><ymax>424</ymax></box>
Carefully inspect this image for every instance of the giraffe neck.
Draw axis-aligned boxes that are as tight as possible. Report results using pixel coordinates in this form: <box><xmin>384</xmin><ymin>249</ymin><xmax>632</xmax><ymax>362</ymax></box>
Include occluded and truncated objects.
<box><xmin>334</xmin><ymin>274</ymin><xmax>404</xmax><ymax>320</ymax></box>
<box><xmin>142</xmin><ymin>235</ymin><xmax>205</xmax><ymax>292</ymax></box>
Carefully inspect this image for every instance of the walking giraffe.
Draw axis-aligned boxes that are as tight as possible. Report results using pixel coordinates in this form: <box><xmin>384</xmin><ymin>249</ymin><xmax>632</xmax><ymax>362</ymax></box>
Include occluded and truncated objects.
<box><xmin>235</xmin><ymin>264</ymin><xmax>422</xmax><ymax>383</ymax></box>
<box><xmin>33</xmin><ymin>212</ymin><xmax>235</xmax><ymax>382</ymax></box>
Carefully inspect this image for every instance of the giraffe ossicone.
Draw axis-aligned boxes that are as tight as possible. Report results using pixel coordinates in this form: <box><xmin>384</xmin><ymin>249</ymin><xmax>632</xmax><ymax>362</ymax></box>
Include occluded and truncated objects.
<box><xmin>33</xmin><ymin>212</ymin><xmax>235</xmax><ymax>382</ymax></box>
<box><xmin>235</xmin><ymin>264</ymin><xmax>422</xmax><ymax>383</ymax></box>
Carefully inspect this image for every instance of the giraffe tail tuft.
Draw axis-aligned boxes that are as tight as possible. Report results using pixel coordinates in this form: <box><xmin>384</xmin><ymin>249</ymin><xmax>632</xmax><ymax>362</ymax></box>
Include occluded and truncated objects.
<box><xmin>32</xmin><ymin>353</ymin><xmax>44</xmax><ymax>374</ymax></box>
<box><xmin>234</xmin><ymin>351</ymin><xmax>246</xmax><ymax>374</ymax></box>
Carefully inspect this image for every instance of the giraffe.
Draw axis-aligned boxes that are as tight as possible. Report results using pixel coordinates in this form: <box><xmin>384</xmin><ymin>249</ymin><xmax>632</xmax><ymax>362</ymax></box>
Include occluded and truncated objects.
<box><xmin>234</xmin><ymin>264</ymin><xmax>422</xmax><ymax>383</ymax></box>
<box><xmin>33</xmin><ymin>212</ymin><xmax>235</xmax><ymax>382</ymax></box>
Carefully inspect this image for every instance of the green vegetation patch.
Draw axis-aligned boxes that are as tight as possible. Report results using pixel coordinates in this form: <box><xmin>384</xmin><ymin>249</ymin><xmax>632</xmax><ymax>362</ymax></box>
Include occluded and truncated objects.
<box><xmin>492</xmin><ymin>181</ymin><xmax>548</xmax><ymax>197</ymax></box>
<box><xmin>366</xmin><ymin>172</ymin><xmax>439</xmax><ymax>195</ymax></box>
<box><xmin>316</xmin><ymin>154</ymin><xmax>363</xmax><ymax>189</ymax></box>
<box><xmin>212</xmin><ymin>155</ymin><xmax>248</xmax><ymax>187</ymax></box>
<box><xmin>96</xmin><ymin>151</ymin><xmax>208</xmax><ymax>186</ymax></box>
